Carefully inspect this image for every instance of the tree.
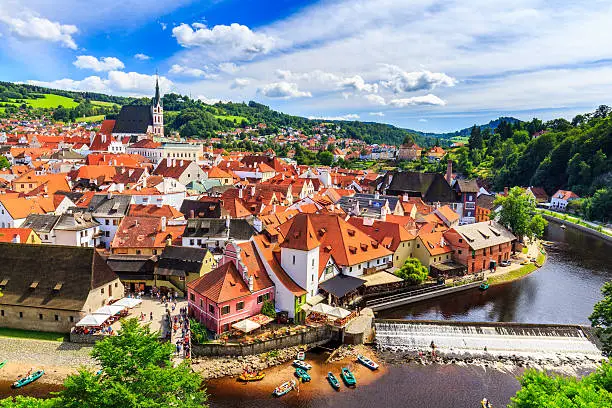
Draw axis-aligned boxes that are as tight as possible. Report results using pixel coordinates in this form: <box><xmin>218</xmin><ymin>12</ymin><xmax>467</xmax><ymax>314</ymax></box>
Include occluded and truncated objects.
<box><xmin>261</xmin><ymin>299</ymin><xmax>277</xmax><ymax>318</ymax></box>
<box><xmin>492</xmin><ymin>187</ymin><xmax>547</xmax><ymax>242</ymax></box>
<box><xmin>590</xmin><ymin>282</ymin><xmax>612</xmax><ymax>354</ymax></box>
<box><xmin>0</xmin><ymin>319</ymin><xmax>208</xmax><ymax>408</ymax></box>
<box><xmin>583</xmin><ymin>188</ymin><xmax>612</xmax><ymax>223</ymax></box>
<box><xmin>468</xmin><ymin>125</ymin><xmax>483</xmax><ymax>150</ymax></box>
<box><xmin>0</xmin><ymin>156</ymin><xmax>10</xmax><ymax>170</ymax></box>
<box><xmin>395</xmin><ymin>258</ymin><xmax>429</xmax><ymax>285</ymax></box>
<box><xmin>317</xmin><ymin>150</ymin><xmax>334</xmax><ymax>166</ymax></box>
<box><xmin>509</xmin><ymin>361</ymin><xmax>612</xmax><ymax>407</ymax></box>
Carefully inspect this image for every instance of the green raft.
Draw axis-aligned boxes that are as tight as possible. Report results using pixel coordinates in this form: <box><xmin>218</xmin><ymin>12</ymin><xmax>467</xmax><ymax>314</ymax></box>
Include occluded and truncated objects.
<box><xmin>12</xmin><ymin>370</ymin><xmax>44</xmax><ymax>388</ymax></box>
<box><xmin>0</xmin><ymin>360</ymin><xmax>7</xmax><ymax>370</ymax></box>
<box><xmin>341</xmin><ymin>367</ymin><xmax>356</xmax><ymax>387</ymax></box>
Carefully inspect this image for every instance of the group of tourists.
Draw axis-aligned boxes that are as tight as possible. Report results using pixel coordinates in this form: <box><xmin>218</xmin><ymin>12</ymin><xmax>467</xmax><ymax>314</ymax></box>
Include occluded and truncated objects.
<box><xmin>172</xmin><ymin>306</ymin><xmax>191</xmax><ymax>359</ymax></box>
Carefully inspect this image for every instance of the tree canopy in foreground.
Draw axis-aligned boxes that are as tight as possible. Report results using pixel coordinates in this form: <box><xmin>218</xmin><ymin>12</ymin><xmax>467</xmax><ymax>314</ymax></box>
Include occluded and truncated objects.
<box><xmin>590</xmin><ymin>281</ymin><xmax>612</xmax><ymax>354</ymax></box>
<box><xmin>0</xmin><ymin>318</ymin><xmax>207</xmax><ymax>408</ymax></box>
<box><xmin>493</xmin><ymin>186</ymin><xmax>547</xmax><ymax>242</ymax></box>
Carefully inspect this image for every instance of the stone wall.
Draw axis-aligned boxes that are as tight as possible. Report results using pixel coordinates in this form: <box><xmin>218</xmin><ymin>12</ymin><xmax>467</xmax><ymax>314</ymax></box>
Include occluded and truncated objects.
<box><xmin>543</xmin><ymin>215</ymin><xmax>612</xmax><ymax>243</ymax></box>
<box><xmin>0</xmin><ymin>304</ymin><xmax>85</xmax><ymax>333</ymax></box>
<box><xmin>192</xmin><ymin>326</ymin><xmax>332</xmax><ymax>357</ymax></box>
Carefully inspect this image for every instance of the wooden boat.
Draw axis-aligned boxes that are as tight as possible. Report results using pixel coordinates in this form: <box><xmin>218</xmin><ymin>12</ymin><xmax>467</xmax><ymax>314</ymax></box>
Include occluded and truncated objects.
<box><xmin>238</xmin><ymin>371</ymin><xmax>265</xmax><ymax>382</ymax></box>
<box><xmin>357</xmin><ymin>354</ymin><xmax>379</xmax><ymax>370</ymax></box>
<box><xmin>296</xmin><ymin>351</ymin><xmax>305</xmax><ymax>361</ymax></box>
<box><xmin>294</xmin><ymin>367</ymin><xmax>311</xmax><ymax>382</ymax></box>
<box><xmin>292</xmin><ymin>359</ymin><xmax>312</xmax><ymax>370</ymax></box>
<box><xmin>0</xmin><ymin>360</ymin><xmax>7</xmax><ymax>370</ymax></box>
<box><xmin>272</xmin><ymin>379</ymin><xmax>296</xmax><ymax>397</ymax></box>
<box><xmin>12</xmin><ymin>370</ymin><xmax>44</xmax><ymax>388</ymax></box>
<box><xmin>479</xmin><ymin>282</ymin><xmax>490</xmax><ymax>291</ymax></box>
<box><xmin>340</xmin><ymin>367</ymin><xmax>356</xmax><ymax>387</ymax></box>
<box><xmin>327</xmin><ymin>371</ymin><xmax>341</xmax><ymax>390</ymax></box>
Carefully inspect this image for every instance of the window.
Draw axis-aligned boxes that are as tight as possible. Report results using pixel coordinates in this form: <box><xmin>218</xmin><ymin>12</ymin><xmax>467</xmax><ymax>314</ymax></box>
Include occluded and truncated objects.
<box><xmin>292</xmin><ymin>255</ymin><xmax>296</xmax><ymax>265</ymax></box>
<box><xmin>417</xmin><ymin>244</ymin><xmax>420</xmax><ymax>248</ymax></box>
<box><xmin>472</xmin><ymin>250</ymin><xmax>475</xmax><ymax>259</ymax></box>
<box><xmin>312</xmin><ymin>258</ymin><xmax>314</xmax><ymax>267</ymax></box>
<box><xmin>459</xmin><ymin>238</ymin><xmax>463</xmax><ymax>243</ymax></box>
<box><xmin>114</xmin><ymin>282</ymin><xmax>118</xmax><ymax>287</ymax></box>
<box><xmin>396</xmin><ymin>256</ymin><xmax>399</xmax><ymax>260</ymax></box>
<box><xmin>19</xmin><ymin>312</ymin><xmax>23</xmax><ymax>319</ymax></box>
<box><xmin>209</xmin><ymin>304</ymin><xmax>214</xmax><ymax>314</ymax></box>
<box><xmin>311</xmin><ymin>274</ymin><xmax>315</xmax><ymax>282</ymax></box>
<box><xmin>221</xmin><ymin>305</ymin><xmax>230</xmax><ymax>315</ymax></box>
<box><xmin>236</xmin><ymin>301</ymin><xmax>245</xmax><ymax>311</ymax></box>
<box><xmin>39</xmin><ymin>313</ymin><xmax>43</xmax><ymax>320</ymax></box>
<box><xmin>458</xmin><ymin>250</ymin><xmax>462</xmax><ymax>255</ymax></box>
<box><xmin>70</xmin><ymin>316</ymin><xmax>74</xmax><ymax>322</ymax></box>
<box><xmin>113</xmin><ymin>219</ymin><xmax>118</xmax><ymax>226</ymax></box>
<box><xmin>257</xmin><ymin>295</ymin><xmax>264</xmax><ymax>304</ymax></box>
<box><xmin>190</xmin><ymin>239</ymin><xmax>195</xmax><ymax>245</ymax></box>
<box><xmin>0</xmin><ymin>310</ymin><xmax>4</xmax><ymax>317</ymax></box>
<box><xmin>55</xmin><ymin>315</ymin><xmax>59</xmax><ymax>321</ymax></box>
<box><xmin>190</xmin><ymin>293</ymin><xmax>195</xmax><ymax>301</ymax></box>
<box><xmin>105</xmin><ymin>220</ymin><xmax>110</xmax><ymax>225</ymax></box>
<box><xmin>136</xmin><ymin>250</ymin><xmax>142</xmax><ymax>255</ymax></box>
<box><xmin>100</xmin><ymin>288</ymin><xmax>104</xmax><ymax>294</ymax></box>
<box><xmin>200</xmin><ymin>299</ymin><xmax>203</xmax><ymax>307</ymax></box>
<box><xmin>152</xmin><ymin>249</ymin><xmax>157</xmax><ymax>255</ymax></box>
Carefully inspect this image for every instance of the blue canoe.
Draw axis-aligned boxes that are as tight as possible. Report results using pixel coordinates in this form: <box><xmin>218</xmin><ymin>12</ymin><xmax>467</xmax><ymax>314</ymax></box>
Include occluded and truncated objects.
<box><xmin>12</xmin><ymin>370</ymin><xmax>44</xmax><ymax>388</ymax></box>
<box><xmin>341</xmin><ymin>367</ymin><xmax>356</xmax><ymax>386</ymax></box>
<box><xmin>327</xmin><ymin>371</ymin><xmax>341</xmax><ymax>390</ymax></box>
<box><xmin>295</xmin><ymin>367</ymin><xmax>311</xmax><ymax>382</ymax></box>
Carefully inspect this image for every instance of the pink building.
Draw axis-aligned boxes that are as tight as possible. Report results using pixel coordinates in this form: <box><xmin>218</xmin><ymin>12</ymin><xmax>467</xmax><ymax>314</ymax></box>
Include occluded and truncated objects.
<box><xmin>187</xmin><ymin>241</ymin><xmax>275</xmax><ymax>334</ymax></box>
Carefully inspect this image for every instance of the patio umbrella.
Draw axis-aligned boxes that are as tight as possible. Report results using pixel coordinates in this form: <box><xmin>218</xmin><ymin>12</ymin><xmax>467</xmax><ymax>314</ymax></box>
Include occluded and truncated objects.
<box><xmin>328</xmin><ymin>307</ymin><xmax>351</xmax><ymax>319</ymax></box>
<box><xmin>310</xmin><ymin>303</ymin><xmax>335</xmax><ymax>315</ymax></box>
<box><xmin>114</xmin><ymin>298</ymin><xmax>142</xmax><ymax>308</ymax></box>
<box><xmin>76</xmin><ymin>314</ymin><xmax>110</xmax><ymax>327</ymax></box>
<box><xmin>94</xmin><ymin>305</ymin><xmax>125</xmax><ymax>315</ymax></box>
<box><xmin>232</xmin><ymin>319</ymin><xmax>261</xmax><ymax>333</ymax></box>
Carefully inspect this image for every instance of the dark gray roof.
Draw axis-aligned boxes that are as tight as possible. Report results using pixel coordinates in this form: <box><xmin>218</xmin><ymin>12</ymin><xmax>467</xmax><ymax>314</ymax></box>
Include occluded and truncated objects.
<box><xmin>89</xmin><ymin>194</ymin><xmax>133</xmax><ymax>217</ymax></box>
<box><xmin>54</xmin><ymin>212</ymin><xmax>100</xmax><ymax>231</ymax></box>
<box><xmin>48</xmin><ymin>150</ymin><xmax>84</xmax><ymax>160</ymax></box>
<box><xmin>112</xmin><ymin>105</ymin><xmax>152</xmax><ymax>134</ymax></box>
<box><xmin>338</xmin><ymin>195</ymin><xmax>388</xmax><ymax>218</ymax></box>
<box><xmin>0</xmin><ymin>243</ymin><xmax>118</xmax><ymax>312</ymax></box>
<box><xmin>454</xmin><ymin>179</ymin><xmax>479</xmax><ymax>193</ymax></box>
<box><xmin>156</xmin><ymin>246</ymin><xmax>209</xmax><ymax>277</ymax></box>
<box><xmin>183</xmin><ymin>218</ymin><xmax>255</xmax><ymax>240</ymax></box>
<box><xmin>21</xmin><ymin>214</ymin><xmax>60</xmax><ymax>233</ymax></box>
<box><xmin>55</xmin><ymin>191</ymin><xmax>84</xmax><ymax>203</ymax></box>
<box><xmin>476</xmin><ymin>194</ymin><xmax>496</xmax><ymax>210</ymax></box>
<box><xmin>106</xmin><ymin>254</ymin><xmax>156</xmax><ymax>281</ymax></box>
<box><xmin>318</xmin><ymin>274</ymin><xmax>366</xmax><ymax>298</ymax></box>
<box><xmin>180</xmin><ymin>199</ymin><xmax>222</xmax><ymax>219</ymax></box>
<box><xmin>380</xmin><ymin>171</ymin><xmax>455</xmax><ymax>203</ymax></box>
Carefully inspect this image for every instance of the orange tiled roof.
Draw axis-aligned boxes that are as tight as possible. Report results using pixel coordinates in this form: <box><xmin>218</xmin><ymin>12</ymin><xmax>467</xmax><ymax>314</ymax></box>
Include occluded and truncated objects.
<box><xmin>187</xmin><ymin>262</ymin><xmax>250</xmax><ymax>303</ymax></box>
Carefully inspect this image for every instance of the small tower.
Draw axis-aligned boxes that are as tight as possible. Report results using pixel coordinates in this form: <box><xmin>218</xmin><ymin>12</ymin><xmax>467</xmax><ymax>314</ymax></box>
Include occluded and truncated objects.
<box><xmin>151</xmin><ymin>77</ymin><xmax>164</xmax><ymax>137</ymax></box>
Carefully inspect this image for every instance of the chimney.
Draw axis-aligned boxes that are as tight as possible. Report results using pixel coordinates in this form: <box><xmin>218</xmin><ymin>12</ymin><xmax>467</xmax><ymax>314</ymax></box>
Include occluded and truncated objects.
<box><xmin>107</xmin><ymin>191</ymin><xmax>112</xmax><ymax>200</ymax></box>
<box><xmin>172</xmin><ymin>159</ymin><xmax>176</xmax><ymax>167</ymax></box>
<box><xmin>238</xmin><ymin>187</ymin><xmax>243</xmax><ymax>199</ymax></box>
<box><xmin>12</xmin><ymin>234</ymin><xmax>20</xmax><ymax>244</ymax></box>
<box><xmin>161</xmin><ymin>216</ymin><xmax>167</xmax><ymax>232</ymax></box>
<box><xmin>251</xmin><ymin>185</ymin><xmax>256</xmax><ymax>197</ymax></box>
<box><xmin>189</xmin><ymin>209</ymin><xmax>195</xmax><ymax>219</ymax></box>
<box><xmin>166</xmin><ymin>157</ymin><xmax>171</xmax><ymax>167</ymax></box>
<box><xmin>225</xmin><ymin>215</ymin><xmax>230</xmax><ymax>230</ymax></box>
<box><xmin>180</xmin><ymin>160</ymin><xmax>184</xmax><ymax>167</ymax></box>
<box><xmin>248</xmin><ymin>275</ymin><xmax>254</xmax><ymax>292</ymax></box>
<box><xmin>446</xmin><ymin>160</ymin><xmax>452</xmax><ymax>184</ymax></box>
<box><xmin>402</xmin><ymin>193</ymin><xmax>408</xmax><ymax>202</ymax></box>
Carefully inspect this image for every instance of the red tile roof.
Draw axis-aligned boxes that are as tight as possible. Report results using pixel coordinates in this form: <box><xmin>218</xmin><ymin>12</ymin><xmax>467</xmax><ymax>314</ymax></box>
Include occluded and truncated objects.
<box><xmin>187</xmin><ymin>262</ymin><xmax>250</xmax><ymax>303</ymax></box>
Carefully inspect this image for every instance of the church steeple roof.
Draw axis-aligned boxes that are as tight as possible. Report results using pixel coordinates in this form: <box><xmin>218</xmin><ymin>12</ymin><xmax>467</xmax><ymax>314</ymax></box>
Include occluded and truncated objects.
<box><xmin>153</xmin><ymin>77</ymin><xmax>161</xmax><ymax>107</ymax></box>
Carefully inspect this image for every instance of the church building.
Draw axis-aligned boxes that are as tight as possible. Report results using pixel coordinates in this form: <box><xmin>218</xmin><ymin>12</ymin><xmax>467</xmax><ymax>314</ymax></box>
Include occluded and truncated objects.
<box><xmin>110</xmin><ymin>78</ymin><xmax>164</xmax><ymax>139</ymax></box>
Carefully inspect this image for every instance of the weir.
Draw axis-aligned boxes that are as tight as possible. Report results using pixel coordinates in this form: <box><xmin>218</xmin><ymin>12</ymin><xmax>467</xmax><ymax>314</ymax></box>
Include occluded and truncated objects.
<box><xmin>374</xmin><ymin>319</ymin><xmax>602</xmax><ymax>357</ymax></box>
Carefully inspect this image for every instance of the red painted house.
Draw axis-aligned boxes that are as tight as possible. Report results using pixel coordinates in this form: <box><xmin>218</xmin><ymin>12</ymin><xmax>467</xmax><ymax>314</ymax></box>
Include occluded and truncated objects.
<box><xmin>443</xmin><ymin>221</ymin><xmax>516</xmax><ymax>274</ymax></box>
<box><xmin>187</xmin><ymin>241</ymin><xmax>275</xmax><ymax>335</ymax></box>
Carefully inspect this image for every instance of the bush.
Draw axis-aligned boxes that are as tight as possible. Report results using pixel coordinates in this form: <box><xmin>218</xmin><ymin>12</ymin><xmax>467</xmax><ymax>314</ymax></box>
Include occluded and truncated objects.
<box><xmin>395</xmin><ymin>258</ymin><xmax>429</xmax><ymax>285</ymax></box>
<box><xmin>261</xmin><ymin>300</ymin><xmax>276</xmax><ymax>318</ymax></box>
<box><xmin>189</xmin><ymin>318</ymin><xmax>208</xmax><ymax>344</ymax></box>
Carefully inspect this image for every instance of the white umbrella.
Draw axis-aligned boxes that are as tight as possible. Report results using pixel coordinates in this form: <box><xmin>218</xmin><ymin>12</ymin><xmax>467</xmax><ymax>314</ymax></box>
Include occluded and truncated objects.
<box><xmin>94</xmin><ymin>305</ymin><xmax>125</xmax><ymax>315</ymax></box>
<box><xmin>114</xmin><ymin>298</ymin><xmax>142</xmax><ymax>308</ymax></box>
<box><xmin>232</xmin><ymin>319</ymin><xmax>261</xmax><ymax>333</ymax></box>
<box><xmin>76</xmin><ymin>314</ymin><xmax>110</xmax><ymax>327</ymax></box>
<box><xmin>310</xmin><ymin>303</ymin><xmax>335</xmax><ymax>315</ymax></box>
<box><xmin>328</xmin><ymin>307</ymin><xmax>351</xmax><ymax>319</ymax></box>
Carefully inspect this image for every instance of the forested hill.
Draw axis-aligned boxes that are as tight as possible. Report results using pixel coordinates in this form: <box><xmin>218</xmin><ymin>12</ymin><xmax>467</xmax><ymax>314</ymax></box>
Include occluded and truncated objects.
<box><xmin>0</xmin><ymin>81</ymin><xmax>132</xmax><ymax>105</ymax></box>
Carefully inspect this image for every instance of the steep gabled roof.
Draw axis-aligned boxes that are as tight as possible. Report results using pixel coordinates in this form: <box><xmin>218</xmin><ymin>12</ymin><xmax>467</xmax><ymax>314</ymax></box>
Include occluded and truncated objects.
<box><xmin>187</xmin><ymin>262</ymin><xmax>250</xmax><ymax>303</ymax></box>
<box><xmin>279</xmin><ymin>213</ymin><xmax>320</xmax><ymax>251</ymax></box>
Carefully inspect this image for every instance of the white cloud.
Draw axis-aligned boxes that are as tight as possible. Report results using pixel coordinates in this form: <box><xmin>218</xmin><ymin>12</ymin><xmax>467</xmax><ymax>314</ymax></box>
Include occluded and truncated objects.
<box><xmin>418</xmin><ymin>118</ymin><xmax>428</xmax><ymax>122</ymax></box>
<box><xmin>169</xmin><ymin>64</ymin><xmax>215</xmax><ymax>79</ymax></box>
<box><xmin>27</xmin><ymin>71</ymin><xmax>172</xmax><ymax>96</ymax></box>
<box><xmin>73</xmin><ymin>55</ymin><xmax>124</xmax><ymax>72</ymax></box>
<box><xmin>339</xmin><ymin>75</ymin><xmax>378</xmax><ymax>93</ymax></box>
<box><xmin>218</xmin><ymin>62</ymin><xmax>240</xmax><ymax>74</ymax></box>
<box><xmin>196</xmin><ymin>95</ymin><xmax>223</xmax><ymax>105</ymax></box>
<box><xmin>160</xmin><ymin>22</ymin><xmax>167</xmax><ymax>31</ymax></box>
<box><xmin>258</xmin><ymin>82</ymin><xmax>312</xmax><ymax>99</ymax></box>
<box><xmin>389</xmin><ymin>94</ymin><xmax>446</xmax><ymax>107</ymax></box>
<box><xmin>172</xmin><ymin>23</ymin><xmax>275</xmax><ymax>60</ymax></box>
<box><xmin>369</xmin><ymin>112</ymin><xmax>385</xmax><ymax>117</ymax></box>
<box><xmin>0</xmin><ymin>13</ymin><xmax>78</xmax><ymax>49</ymax></box>
<box><xmin>275</xmin><ymin>69</ymin><xmax>377</xmax><ymax>93</ymax></box>
<box><xmin>380</xmin><ymin>64</ymin><xmax>457</xmax><ymax>93</ymax></box>
<box><xmin>364</xmin><ymin>94</ymin><xmax>386</xmax><ymax>105</ymax></box>
<box><xmin>231</xmin><ymin>78</ymin><xmax>250</xmax><ymax>89</ymax></box>
<box><xmin>309</xmin><ymin>113</ymin><xmax>360</xmax><ymax>121</ymax></box>
<box><xmin>134</xmin><ymin>53</ymin><xmax>151</xmax><ymax>61</ymax></box>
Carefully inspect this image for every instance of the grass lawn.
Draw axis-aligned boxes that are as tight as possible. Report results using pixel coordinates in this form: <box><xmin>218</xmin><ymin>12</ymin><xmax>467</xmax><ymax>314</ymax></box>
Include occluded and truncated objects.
<box><xmin>91</xmin><ymin>100</ymin><xmax>118</xmax><ymax>107</ymax></box>
<box><xmin>18</xmin><ymin>94</ymin><xmax>79</xmax><ymax>109</ymax></box>
<box><xmin>214</xmin><ymin>114</ymin><xmax>248</xmax><ymax>124</ymax></box>
<box><xmin>450</xmin><ymin>136</ymin><xmax>470</xmax><ymax>143</ymax></box>
<box><xmin>0</xmin><ymin>327</ymin><xmax>67</xmax><ymax>342</ymax></box>
<box><xmin>488</xmin><ymin>263</ymin><xmax>538</xmax><ymax>286</ymax></box>
<box><xmin>76</xmin><ymin>114</ymin><xmax>105</xmax><ymax>123</ymax></box>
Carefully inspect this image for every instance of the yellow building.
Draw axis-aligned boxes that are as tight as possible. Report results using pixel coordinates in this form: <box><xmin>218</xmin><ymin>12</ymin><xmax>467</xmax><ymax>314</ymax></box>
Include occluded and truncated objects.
<box><xmin>0</xmin><ymin>228</ymin><xmax>42</xmax><ymax>244</ymax></box>
<box><xmin>413</xmin><ymin>231</ymin><xmax>453</xmax><ymax>270</ymax></box>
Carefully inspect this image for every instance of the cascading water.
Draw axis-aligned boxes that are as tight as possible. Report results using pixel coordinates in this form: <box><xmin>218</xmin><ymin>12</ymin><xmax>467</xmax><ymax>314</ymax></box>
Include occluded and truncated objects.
<box><xmin>374</xmin><ymin>321</ymin><xmax>602</xmax><ymax>357</ymax></box>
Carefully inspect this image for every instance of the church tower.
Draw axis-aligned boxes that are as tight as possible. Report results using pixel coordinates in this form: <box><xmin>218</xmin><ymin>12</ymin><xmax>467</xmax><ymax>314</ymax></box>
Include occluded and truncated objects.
<box><xmin>151</xmin><ymin>77</ymin><xmax>164</xmax><ymax>137</ymax></box>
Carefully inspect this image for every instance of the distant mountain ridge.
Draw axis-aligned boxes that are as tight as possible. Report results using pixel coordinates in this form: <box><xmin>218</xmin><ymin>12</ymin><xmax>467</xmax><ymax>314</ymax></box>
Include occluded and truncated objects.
<box><xmin>404</xmin><ymin>117</ymin><xmax>522</xmax><ymax>140</ymax></box>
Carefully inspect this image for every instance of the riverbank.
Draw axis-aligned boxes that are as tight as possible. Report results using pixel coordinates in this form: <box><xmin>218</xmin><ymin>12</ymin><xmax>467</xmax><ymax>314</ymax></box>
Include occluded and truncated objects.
<box><xmin>482</xmin><ymin>239</ymin><xmax>546</xmax><ymax>286</ymax></box>
<box><xmin>539</xmin><ymin>210</ymin><xmax>612</xmax><ymax>240</ymax></box>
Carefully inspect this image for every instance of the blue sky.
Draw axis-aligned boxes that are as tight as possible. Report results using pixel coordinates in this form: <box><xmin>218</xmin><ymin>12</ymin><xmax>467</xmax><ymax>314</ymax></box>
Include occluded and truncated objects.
<box><xmin>0</xmin><ymin>0</ymin><xmax>611</xmax><ymax>133</ymax></box>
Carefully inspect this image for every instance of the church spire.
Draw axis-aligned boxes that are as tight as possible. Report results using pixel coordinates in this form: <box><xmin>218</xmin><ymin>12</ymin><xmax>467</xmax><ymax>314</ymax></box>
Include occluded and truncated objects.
<box><xmin>153</xmin><ymin>75</ymin><xmax>161</xmax><ymax>107</ymax></box>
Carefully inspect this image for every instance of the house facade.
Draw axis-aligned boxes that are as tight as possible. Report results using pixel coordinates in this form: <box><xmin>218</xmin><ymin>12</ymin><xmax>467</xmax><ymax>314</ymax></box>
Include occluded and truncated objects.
<box><xmin>550</xmin><ymin>190</ymin><xmax>580</xmax><ymax>211</ymax></box>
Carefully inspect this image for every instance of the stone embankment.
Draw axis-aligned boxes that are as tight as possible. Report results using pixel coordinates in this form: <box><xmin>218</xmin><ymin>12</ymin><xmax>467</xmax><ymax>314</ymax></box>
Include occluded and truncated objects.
<box><xmin>192</xmin><ymin>345</ymin><xmax>303</xmax><ymax>380</ymax></box>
